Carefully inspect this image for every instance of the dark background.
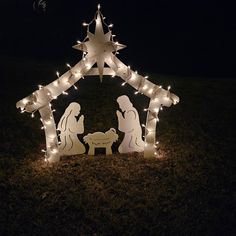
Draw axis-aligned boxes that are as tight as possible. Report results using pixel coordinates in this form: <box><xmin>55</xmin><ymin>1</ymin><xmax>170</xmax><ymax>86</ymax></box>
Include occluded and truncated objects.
<box><xmin>0</xmin><ymin>0</ymin><xmax>236</xmax><ymax>77</ymax></box>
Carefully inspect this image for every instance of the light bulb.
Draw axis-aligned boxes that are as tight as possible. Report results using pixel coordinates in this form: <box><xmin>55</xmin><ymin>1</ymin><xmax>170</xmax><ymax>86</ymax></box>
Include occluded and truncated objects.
<box><xmin>143</xmin><ymin>85</ymin><xmax>147</xmax><ymax>90</ymax></box>
<box><xmin>148</xmin><ymin>88</ymin><xmax>153</xmax><ymax>94</ymax></box>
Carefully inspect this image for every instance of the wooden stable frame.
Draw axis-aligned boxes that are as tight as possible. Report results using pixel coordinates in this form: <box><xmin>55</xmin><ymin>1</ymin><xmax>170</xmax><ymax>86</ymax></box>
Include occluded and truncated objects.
<box><xmin>16</xmin><ymin>6</ymin><xmax>179</xmax><ymax>162</ymax></box>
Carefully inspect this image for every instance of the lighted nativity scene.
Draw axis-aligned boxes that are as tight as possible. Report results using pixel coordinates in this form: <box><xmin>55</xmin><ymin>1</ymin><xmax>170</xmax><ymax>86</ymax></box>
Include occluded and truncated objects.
<box><xmin>16</xmin><ymin>4</ymin><xmax>179</xmax><ymax>163</ymax></box>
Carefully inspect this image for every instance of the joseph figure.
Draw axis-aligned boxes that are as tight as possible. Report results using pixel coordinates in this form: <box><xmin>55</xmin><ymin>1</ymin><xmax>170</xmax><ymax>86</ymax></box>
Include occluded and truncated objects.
<box><xmin>116</xmin><ymin>95</ymin><xmax>145</xmax><ymax>153</ymax></box>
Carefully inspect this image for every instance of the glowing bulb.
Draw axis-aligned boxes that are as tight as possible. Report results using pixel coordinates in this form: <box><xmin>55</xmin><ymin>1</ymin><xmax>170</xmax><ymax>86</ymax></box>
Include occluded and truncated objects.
<box><xmin>156</xmin><ymin>141</ymin><xmax>159</xmax><ymax>144</ymax></box>
<box><xmin>108</xmin><ymin>24</ymin><xmax>113</xmax><ymax>28</ymax></box>
<box><xmin>168</xmin><ymin>85</ymin><xmax>171</xmax><ymax>90</ymax></box>
<box><xmin>121</xmin><ymin>82</ymin><xmax>126</xmax><ymax>86</ymax></box>
<box><xmin>62</xmin><ymin>91</ymin><xmax>68</xmax><ymax>95</ymax></box>
<box><xmin>134</xmin><ymin>91</ymin><xmax>139</xmax><ymax>95</ymax></box>
<box><xmin>148</xmin><ymin>88</ymin><xmax>153</xmax><ymax>94</ymax></box>
<box><xmin>56</xmin><ymin>71</ymin><xmax>60</xmax><ymax>77</ymax></box>
<box><xmin>77</xmin><ymin>40</ymin><xmax>81</xmax><ymax>44</ymax></box>
<box><xmin>22</xmin><ymin>99</ymin><xmax>28</xmax><ymax>105</ymax></box>
<box><xmin>66</xmin><ymin>63</ymin><xmax>71</xmax><ymax>68</ymax></box>
<box><xmin>31</xmin><ymin>113</ymin><xmax>35</xmax><ymax>118</ymax></box>
<box><xmin>142</xmin><ymin>124</ymin><xmax>146</xmax><ymax>127</ymax></box>
<box><xmin>143</xmin><ymin>85</ymin><xmax>147</xmax><ymax>90</ymax></box>
<box><xmin>41</xmin><ymin>149</ymin><xmax>46</xmax><ymax>153</ymax></box>
<box><xmin>45</xmin><ymin>119</ymin><xmax>52</xmax><ymax>125</ymax></box>
<box><xmin>51</xmin><ymin>148</ymin><xmax>58</xmax><ymax>154</ymax></box>
<box><xmin>82</xmin><ymin>22</ymin><xmax>88</xmax><ymax>26</ymax></box>
<box><xmin>73</xmin><ymin>85</ymin><xmax>78</xmax><ymax>90</ymax></box>
<box><xmin>97</xmin><ymin>4</ymin><xmax>101</xmax><ymax>10</ymax></box>
<box><xmin>145</xmin><ymin>76</ymin><xmax>149</xmax><ymax>79</ymax></box>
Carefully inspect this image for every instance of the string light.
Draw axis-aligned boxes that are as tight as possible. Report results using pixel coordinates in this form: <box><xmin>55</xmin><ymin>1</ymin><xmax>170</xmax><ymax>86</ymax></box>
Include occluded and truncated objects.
<box><xmin>143</xmin><ymin>85</ymin><xmax>148</xmax><ymax>90</ymax></box>
<box><xmin>148</xmin><ymin>88</ymin><xmax>153</xmax><ymax>94</ymax></box>
<box><xmin>66</xmin><ymin>63</ymin><xmax>71</xmax><ymax>68</ymax></box>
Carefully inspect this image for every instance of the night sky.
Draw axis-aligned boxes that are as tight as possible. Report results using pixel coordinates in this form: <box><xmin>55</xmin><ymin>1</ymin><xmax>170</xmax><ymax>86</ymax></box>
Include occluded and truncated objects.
<box><xmin>1</xmin><ymin>0</ymin><xmax>236</xmax><ymax>77</ymax></box>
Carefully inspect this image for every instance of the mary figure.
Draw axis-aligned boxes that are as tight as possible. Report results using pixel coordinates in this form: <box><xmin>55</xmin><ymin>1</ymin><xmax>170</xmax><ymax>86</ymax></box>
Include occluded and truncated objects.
<box><xmin>57</xmin><ymin>102</ymin><xmax>86</xmax><ymax>155</ymax></box>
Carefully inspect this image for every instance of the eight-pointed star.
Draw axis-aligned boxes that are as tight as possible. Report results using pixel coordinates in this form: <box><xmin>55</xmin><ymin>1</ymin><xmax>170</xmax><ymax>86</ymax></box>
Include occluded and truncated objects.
<box><xmin>73</xmin><ymin>12</ymin><xmax>126</xmax><ymax>82</ymax></box>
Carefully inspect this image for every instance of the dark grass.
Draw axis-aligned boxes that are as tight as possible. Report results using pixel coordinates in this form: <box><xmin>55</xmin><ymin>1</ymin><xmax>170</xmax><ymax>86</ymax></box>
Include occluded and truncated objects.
<box><xmin>1</xmin><ymin>57</ymin><xmax>236</xmax><ymax>235</ymax></box>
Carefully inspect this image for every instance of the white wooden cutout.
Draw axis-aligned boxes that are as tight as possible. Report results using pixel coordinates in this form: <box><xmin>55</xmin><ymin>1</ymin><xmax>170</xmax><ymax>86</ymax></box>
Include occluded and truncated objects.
<box><xmin>57</xmin><ymin>102</ymin><xmax>86</xmax><ymax>155</ymax></box>
<box><xmin>16</xmin><ymin>5</ymin><xmax>179</xmax><ymax>162</ymax></box>
<box><xmin>83</xmin><ymin>128</ymin><xmax>118</xmax><ymax>155</ymax></box>
<box><xmin>116</xmin><ymin>95</ymin><xmax>144</xmax><ymax>153</ymax></box>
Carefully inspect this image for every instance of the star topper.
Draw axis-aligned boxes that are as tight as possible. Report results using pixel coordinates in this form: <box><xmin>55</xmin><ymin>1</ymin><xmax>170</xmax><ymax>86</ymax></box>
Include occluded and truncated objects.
<box><xmin>73</xmin><ymin>4</ymin><xmax>126</xmax><ymax>82</ymax></box>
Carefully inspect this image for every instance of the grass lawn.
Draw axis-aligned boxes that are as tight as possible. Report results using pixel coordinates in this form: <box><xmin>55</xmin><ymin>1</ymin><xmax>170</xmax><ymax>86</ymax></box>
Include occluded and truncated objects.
<box><xmin>0</xmin><ymin>57</ymin><xmax>235</xmax><ymax>235</ymax></box>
